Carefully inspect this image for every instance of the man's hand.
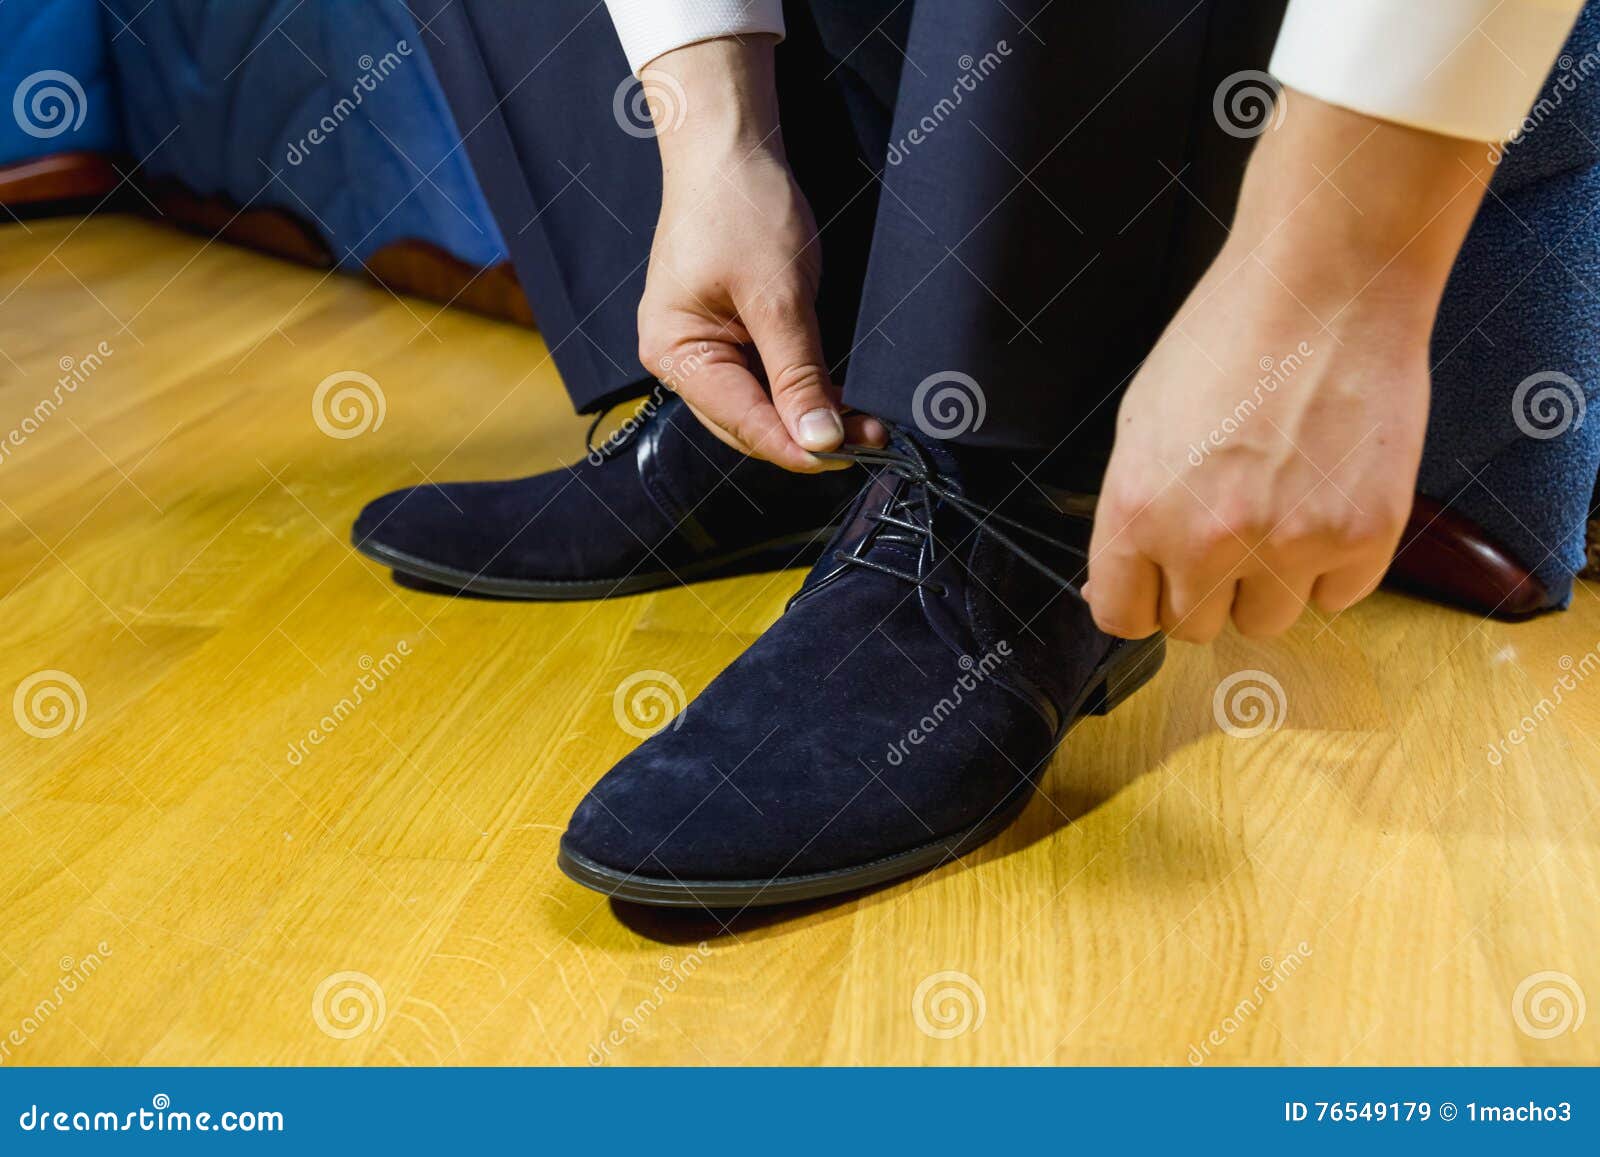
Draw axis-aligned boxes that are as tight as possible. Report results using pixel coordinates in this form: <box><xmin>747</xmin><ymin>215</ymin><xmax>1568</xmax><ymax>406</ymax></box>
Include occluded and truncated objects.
<box><xmin>1086</xmin><ymin>93</ymin><xmax>1495</xmax><ymax>643</ymax></box>
<box><xmin>635</xmin><ymin>39</ymin><xmax>882</xmax><ymax>471</ymax></box>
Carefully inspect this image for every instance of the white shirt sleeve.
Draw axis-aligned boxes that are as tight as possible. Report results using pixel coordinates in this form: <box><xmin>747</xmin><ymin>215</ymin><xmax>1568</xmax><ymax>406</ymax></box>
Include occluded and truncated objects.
<box><xmin>604</xmin><ymin>0</ymin><xmax>785</xmax><ymax>74</ymax></box>
<box><xmin>1270</xmin><ymin>0</ymin><xmax>1584</xmax><ymax>141</ymax></box>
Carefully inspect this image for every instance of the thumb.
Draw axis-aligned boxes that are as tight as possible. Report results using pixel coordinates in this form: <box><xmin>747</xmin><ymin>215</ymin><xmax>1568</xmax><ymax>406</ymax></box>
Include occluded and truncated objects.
<box><xmin>739</xmin><ymin>288</ymin><xmax>843</xmax><ymax>453</ymax></box>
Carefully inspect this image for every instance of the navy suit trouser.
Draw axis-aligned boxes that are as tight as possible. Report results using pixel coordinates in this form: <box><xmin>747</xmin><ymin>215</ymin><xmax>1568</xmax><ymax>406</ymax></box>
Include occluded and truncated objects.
<box><xmin>415</xmin><ymin>0</ymin><xmax>1283</xmax><ymax>484</ymax></box>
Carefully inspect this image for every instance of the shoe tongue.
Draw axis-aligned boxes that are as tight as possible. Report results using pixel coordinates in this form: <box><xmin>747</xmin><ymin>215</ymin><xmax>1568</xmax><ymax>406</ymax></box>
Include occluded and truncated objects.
<box><xmin>885</xmin><ymin>425</ymin><xmax>1090</xmax><ymax>551</ymax></box>
<box><xmin>890</xmin><ymin>425</ymin><xmax>1067</xmax><ymax>514</ymax></box>
<box><xmin>888</xmin><ymin>425</ymin><xmax>1010</xmax><ymax>507</ymax></box>
<box><xmin>889</xmin><ymin>425</ymin><xmax>961</xmax><ymax>476</ymax></box>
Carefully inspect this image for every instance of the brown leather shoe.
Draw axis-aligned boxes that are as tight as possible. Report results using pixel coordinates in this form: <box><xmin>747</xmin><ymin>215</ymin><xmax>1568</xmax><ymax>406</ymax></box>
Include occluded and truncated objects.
<box><xmin>1384</xmin><ymin>494</ymin><xmax>1549</xmax><ymax>618</ymax></box>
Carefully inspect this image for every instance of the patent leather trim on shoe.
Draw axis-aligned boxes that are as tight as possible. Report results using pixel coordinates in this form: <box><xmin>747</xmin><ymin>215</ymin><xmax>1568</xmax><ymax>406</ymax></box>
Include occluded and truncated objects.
<box><xmin>354</xmin><ymin>525</ymin><xmax>838</xmax><ymax>601</ymax></box>
<box><xmin>556</xmin><ymin>632</ymin><xmax>1165</xmax><ymax>908</ymax></box>
<box><xmin>635</xmin><ymin>412</ymin><xmax>719</xmax><ymax>553</ymax></box>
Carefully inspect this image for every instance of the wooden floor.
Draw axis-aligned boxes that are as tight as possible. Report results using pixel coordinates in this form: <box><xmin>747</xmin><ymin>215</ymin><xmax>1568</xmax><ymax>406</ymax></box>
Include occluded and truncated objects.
<box><xmin>1</xmin><ymin>215</ymin><xmax>1597</xmax><ymax>1066</ymax></box>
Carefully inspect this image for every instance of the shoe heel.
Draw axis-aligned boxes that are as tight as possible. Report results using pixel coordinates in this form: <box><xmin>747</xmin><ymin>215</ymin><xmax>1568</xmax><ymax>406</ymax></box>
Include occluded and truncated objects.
<box><xmin>1084</xmin><ymin>636</ymin><xmax>1166</xmax><ymax>716</ymax></box>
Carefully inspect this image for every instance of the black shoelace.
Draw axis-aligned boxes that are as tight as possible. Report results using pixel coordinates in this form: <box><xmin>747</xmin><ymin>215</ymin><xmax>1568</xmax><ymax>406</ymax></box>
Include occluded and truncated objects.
<box><xmin>814</xmin><ymin>442</ymin><xmax>1089</xmax><ymax>598</ymax></box>
<box><xmin>584</xmin><ymin>388</ymin><xmax>671</xmax><ymax>462</ymax></box>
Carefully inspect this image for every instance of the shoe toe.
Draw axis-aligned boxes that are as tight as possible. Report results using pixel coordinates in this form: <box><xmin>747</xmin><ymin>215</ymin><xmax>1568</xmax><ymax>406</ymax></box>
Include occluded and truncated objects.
<box><xmin>562</xmin><ymin>782</ymin><xmax>645</xmax><ymax>875</ymax></box>
<box><xmin>352</xmin><ymin>482</ymin><xmax>505</xmax><ymax>573</ymax></box>
<box><xmin>561</xmin><ymin>746</ymin><xmax>733</xmax><ymax>880</ymax></box>
<box><xmin>351</xmin><ymin>487</ymin><xmax>414</xmax><ymax>551</ymax></box>
<box><xmin>563</xmin><ymin>659</ymin><xmax>1053</xmax><ymax>888</ymax></box>
<box><xmin>563</xmin><ymin>736</ymin><xmax>806</xmax><ymax>883</ymax></box>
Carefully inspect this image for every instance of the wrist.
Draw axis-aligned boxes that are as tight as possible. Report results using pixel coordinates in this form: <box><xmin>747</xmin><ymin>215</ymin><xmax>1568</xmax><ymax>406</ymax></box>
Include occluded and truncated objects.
<box><xmin>1229</xmin><ymin>88</ymin><xmax>1492</xmax><ymax>324</ymax></box>
<box><xmin>646</xmin><ymin>38</ymin><xmax>784</xmax><ymax>169</ymax></box>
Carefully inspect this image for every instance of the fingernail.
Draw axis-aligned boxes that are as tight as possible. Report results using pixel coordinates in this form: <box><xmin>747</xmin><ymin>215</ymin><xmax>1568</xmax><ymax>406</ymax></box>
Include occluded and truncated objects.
<box><xmin>796</xmin><ymin>408</ymin><xmax>843</xmax><ymax>451</ymax></box>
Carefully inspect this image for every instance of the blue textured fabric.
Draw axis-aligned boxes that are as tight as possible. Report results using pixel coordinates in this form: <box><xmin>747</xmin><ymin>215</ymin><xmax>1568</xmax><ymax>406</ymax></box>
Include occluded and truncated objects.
<box><xmin>102</xmin><ymin>0</ymin><xmax>506</xmax><ymax>269</ymax></box>
<box><xmin>0</xmin><ymin>0</ymin><xmax>122</xmax><ymax>168</ymax></box>
<box><xmin>1425</xmin><ymin>1</ymin><xmax>1600</xmax><ymax>605</ymax></box>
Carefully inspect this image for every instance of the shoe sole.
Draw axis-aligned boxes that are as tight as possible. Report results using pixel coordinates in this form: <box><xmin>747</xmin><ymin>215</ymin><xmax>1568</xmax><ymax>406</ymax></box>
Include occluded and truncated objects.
<box><xmin>556</xmin><ymin>633</ymin><xmax>1168</xmax><ymax>909</ymax></box>
<box><xmin>353</xmin><ymin>527</ymin><xmax>838</xmax><ymax>601</ymax></box>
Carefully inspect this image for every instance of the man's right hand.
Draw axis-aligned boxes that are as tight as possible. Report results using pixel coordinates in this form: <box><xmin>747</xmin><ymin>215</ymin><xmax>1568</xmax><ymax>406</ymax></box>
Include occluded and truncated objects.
<box><xmin>634</xmin><ymin>38</ymin><xmax>883</xmax><ymax>472</ymax></box>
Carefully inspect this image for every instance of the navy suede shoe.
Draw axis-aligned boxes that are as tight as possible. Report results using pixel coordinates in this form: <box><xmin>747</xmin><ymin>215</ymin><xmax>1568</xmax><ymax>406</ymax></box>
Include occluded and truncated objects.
<box><xmin>351</xmin><ymin>395</ymin><xmax>862</xmax><ymax>599</ymax></box>
<box><xmin>558</xmin><ymin>430</ymin><xmax>1165</xmax><ymax>907</ymax></box>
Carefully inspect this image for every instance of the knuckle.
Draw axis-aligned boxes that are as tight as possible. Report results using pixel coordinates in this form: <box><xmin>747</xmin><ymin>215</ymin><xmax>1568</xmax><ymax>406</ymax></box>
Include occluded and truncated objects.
<box><xmin>1212</xmin><ymin>502</ymin><xmax>1269</xmax><ymax>547</ymax></box>
<box><xmin>769</xmin><ymin>362</ymin><xmax>829</xmax><ymax>400</ymax></box>
<box><xmin>1274</xmin><ymin>499</ymin><xmax>1405</xmax><ymax>554</ymax></box>
<box><xmin>1270</xmin><ymin>512</ymin><xmax>1323</xmax><ymax>551</ymax></box>
<box><xmin>1100</xmin><ymin>489</ymin><xmax>1156</xmax><ymax>530</ymax></box>
<box><xmin>1326</xmin><ymin>509</ymin><xmax>1397</xmax><ymax>551</ymax></box>
<box><xmin>636</xmin><ymin>330</ymin><xmax>671</xmax><ymax>375</ymax></box>
<box><xmin>757</xmin><ymin>288</ymin><xmax>808</xmax><ymax>322</ymax></box>
<box><xmin>1176</xmin><ymin>522</ymin><xmax>1244</xmax><ymax>569</ymax></box>
<box><xmin>727</xmin><ymin>397</ymin><xmax>780</xmax><ymax>454</ymax></box>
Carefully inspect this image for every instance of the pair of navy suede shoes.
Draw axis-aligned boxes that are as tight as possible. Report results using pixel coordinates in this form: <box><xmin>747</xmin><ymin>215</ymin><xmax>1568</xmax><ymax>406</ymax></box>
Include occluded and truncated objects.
<box><xmin>352</xmin><ymin>398</ymin><xmax>1163</xmax><ymax>909</ymax></box>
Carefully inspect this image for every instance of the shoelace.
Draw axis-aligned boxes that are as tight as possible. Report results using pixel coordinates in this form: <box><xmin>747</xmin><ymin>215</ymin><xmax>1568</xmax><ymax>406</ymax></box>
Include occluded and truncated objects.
<box><xmin>584</xmin><ymin>389</ymin><xmax>670</xmax><ymax>462</ymax></box>
<box><xmin>814</xmin><ymin>442</ymin><xmax>1089</xmax><ymax>598</ymax></box>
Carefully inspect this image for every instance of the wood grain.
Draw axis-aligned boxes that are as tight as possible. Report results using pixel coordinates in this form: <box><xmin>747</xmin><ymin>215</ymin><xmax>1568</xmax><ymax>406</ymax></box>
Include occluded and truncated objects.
<box><xmin>0</xmin><ymin>216</ymin><xmax>1596</xmax><ymax>1065</ymax></box>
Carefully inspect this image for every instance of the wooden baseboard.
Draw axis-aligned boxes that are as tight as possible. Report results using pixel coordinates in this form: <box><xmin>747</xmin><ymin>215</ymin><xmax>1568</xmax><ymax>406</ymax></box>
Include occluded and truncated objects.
<box><xmin>144</xmin><ymin>180</ymin><xmax>334</xmax><ymax>267</ymax></box>
<box><xmin>0</xmin><ymin>151</ymin><xmax>119</xmax><ymax>206</ymax></box>
<box><xmin>363</xmin><ymin>237</ymin><xmax>534</xmax><ymax>326</ymax></box>
<box><xmin>142</xmin><ymin>180</ymin><xmax>537</xmax><ymax>326</ymax></box>
<box><xmin>145</xmin><ymin>178</ymin><xmax>535</xmax><ymax>327</ymax></box>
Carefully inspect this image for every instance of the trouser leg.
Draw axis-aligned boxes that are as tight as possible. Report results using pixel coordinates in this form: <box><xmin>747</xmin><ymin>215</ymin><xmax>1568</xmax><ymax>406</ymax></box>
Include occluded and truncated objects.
<box><xmin>837</xmin><ymin>0</ymin><xmax>1287</xmax><ymax>486</ymax></box>
<box><xmin>416</xmin><ymin>1</ymin><xmax>659</xmax><ymax>412</ymax></box>
<box><xmin>418</xmin><ymin>0</ymin><xmax>897</xmax><ymax>414</ymax></box>
<box><xmin>1420</xmin><ymin>3</ymin><xmax>1600</xmax><ymax>605</ymax></box>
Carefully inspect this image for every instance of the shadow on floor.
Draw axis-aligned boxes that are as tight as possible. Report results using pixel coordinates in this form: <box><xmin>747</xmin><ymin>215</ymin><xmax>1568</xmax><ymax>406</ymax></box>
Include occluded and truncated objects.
<box><xmin>610</xmin><ymin>720</ymin><xmax>1187</xmax><ymax>945</ymax></box>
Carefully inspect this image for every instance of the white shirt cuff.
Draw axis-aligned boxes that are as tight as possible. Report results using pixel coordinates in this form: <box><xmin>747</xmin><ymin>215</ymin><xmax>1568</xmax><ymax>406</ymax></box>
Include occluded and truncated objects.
<box><xmin>604</xmin><ymin>0</ymin><xmax>785</xmax><ymax>74</ymax></box>
<box><xmin>1270</xmin><ymin>0</ymin><xmax>1583</xmax><ymax>141</ymax></box>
